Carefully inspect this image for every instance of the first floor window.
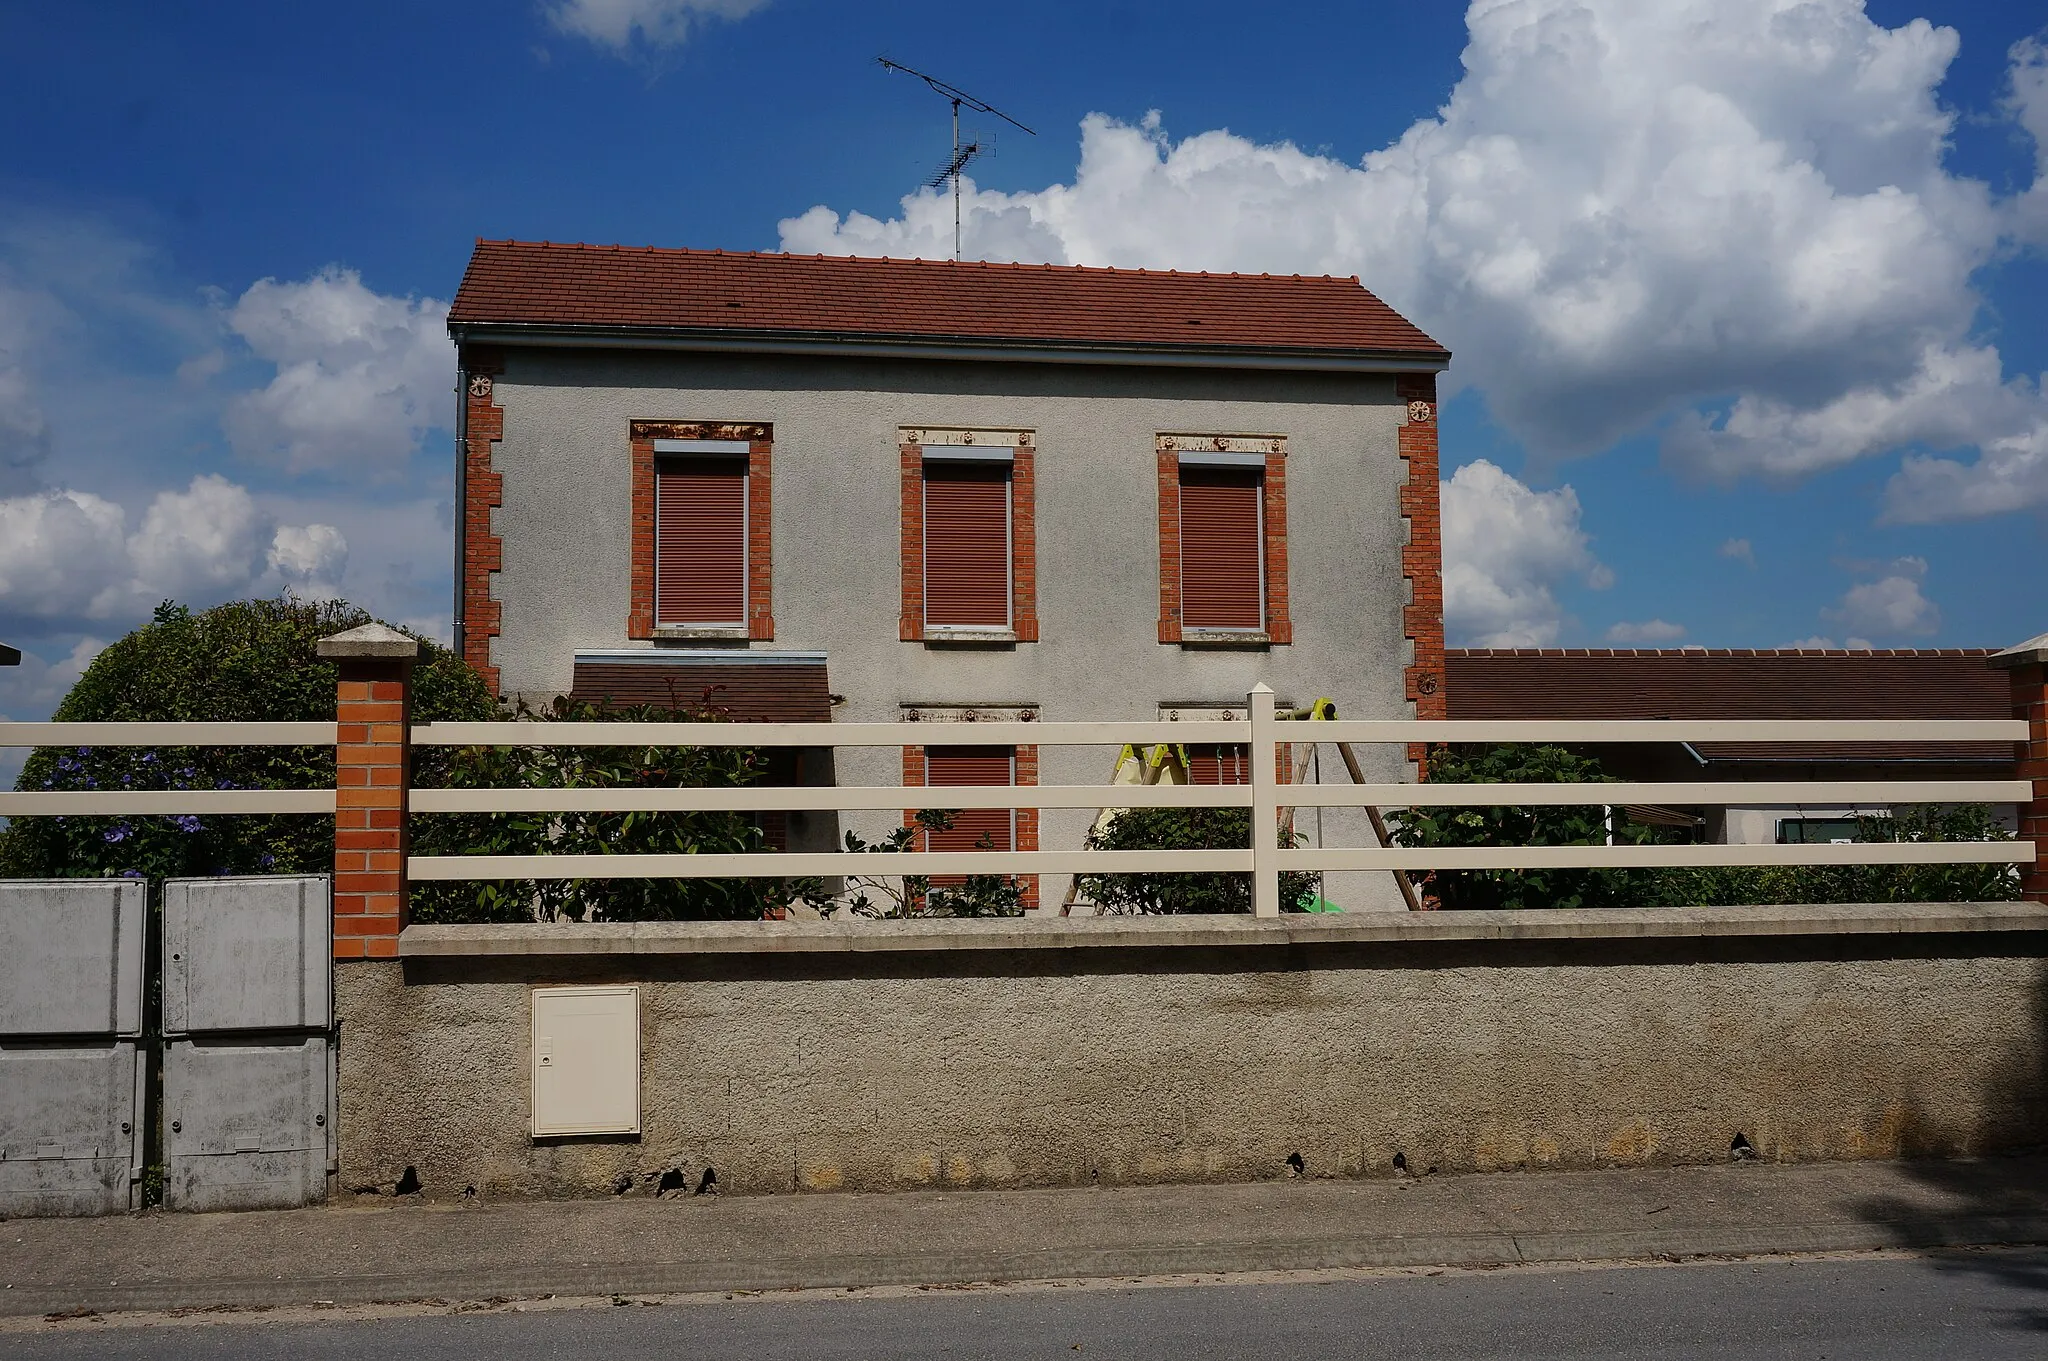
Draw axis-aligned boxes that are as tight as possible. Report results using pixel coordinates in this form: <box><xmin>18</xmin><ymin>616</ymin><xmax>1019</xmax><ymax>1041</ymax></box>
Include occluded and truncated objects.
<box><xmin>1186</xmin><ymin>743</ymin><xmax>1252</xmax><ymax>785</ymax></box>
<box><xmin>1178</xmin><ymin>462</ymin><xmax>1265</xmax><ymax>632</ymax></box>
<box><xmin>655</xmin><ymin>453</ymin><xmax>748</xmax><ymax>627</ymax></box>
<box><xmin>923</xmin><ymin>460</ymin><xmax>1013</xmax><ymax>630</ymax></box>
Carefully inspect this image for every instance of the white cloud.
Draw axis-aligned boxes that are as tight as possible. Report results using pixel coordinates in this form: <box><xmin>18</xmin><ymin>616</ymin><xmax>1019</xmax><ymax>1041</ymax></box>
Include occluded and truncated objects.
<box><xmin>1606</xmin><ymin>619</ymin><xmax>1686</xmax><ymax>644</ymax></box>
<box><xmin>1441</xmin><ymin>459</ymin><xmax>1611</xmax><ymax>647</ymax></box>
<box><xmin>542</xmin><ymin>0</ymin><xmax>769</xmax><ymax>51</ymax></box>
<box><xmin>0</xmin><ymin>637</ymin><xmax>105</xmax><ymax>722</ymax></box>
<box><xmin>2009</xmin><ymin>34</ymin><xmax>2048</xmax><ymax>245</ymax></box>
<box><xmin>1823</xmin><ymin>556</ymin><xmax>1940</xmax><ymax>639</ymax></box>
<box><xmin>0</xmin><ymin>475</ymin><xmax>347</xmax><ymax>626</ymax></box>
<box><xmin>1719</xmin><ymin>537</ymin><xmax>1756</xmax><ymax>567</ymax></box>
<box><xmin>224</xmin><ymin>268</ymin><xmax>453</xmax><ymax>474</ymax></box>
<box><xmin>782</xmin><ymin>1</ymin><xmax>2048</xmax><ymax>519</ymax></box>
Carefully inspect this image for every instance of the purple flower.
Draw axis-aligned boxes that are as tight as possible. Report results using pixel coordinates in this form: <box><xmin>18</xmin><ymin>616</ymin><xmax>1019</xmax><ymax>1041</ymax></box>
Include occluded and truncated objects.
<box><xmin>140</xmin><ymin>753</ymin><xmax>158</xmax><ymax>764</ymax></box>
<box><xmin>169</xmin><ymin>815</ymin><xmax>203</xmax><ymax>834</ymax></box>
<box><xmin>119</xmin><ymin>870</ymin><xmax>144</xmax><ymax>879</ymax></box>
<box><xmin>102</xmin><ymin>823</ymin><xmax>132</xmax><ymax>844</ymax></box>
<box><xmin>258</xmin><ymin>853</ymin><xmax>276</xmax><ymax>869</ymax></box>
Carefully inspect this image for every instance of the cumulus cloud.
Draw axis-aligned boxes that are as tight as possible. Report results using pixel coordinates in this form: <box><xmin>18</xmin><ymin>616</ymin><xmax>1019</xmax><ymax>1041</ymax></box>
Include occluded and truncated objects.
<box><xmin>224</xmin><ymin>268</ymin><xmax>452</xmax><ymax>474</ymax></box>
<box><xmin>1823</xmin><ymin>556</ymin><xmax>1940</xmax><ymax>639</ymax></box>
<box><xmin>1442</xmin><ymin>460</ymin><xmax>1611</xmax><ymax>647</ymax></box>
<box><xmin>783</xmin><ymin>1</ymin><xmax>2048</xmax><ymax>519</ymax></box>
<box><xmin>1606</xmin><ymin>619</ymin><xmax>1687</xmax><ymax>644</ymax></box>
<box><xmin>0</xmin><ymin>475</ymin><xmax>345</xmax><ymax>626</ymax></box>
<box><xmin>542</xmin><ymin>0</ymin><xmax>769</xmax><ymax>51</ymax></box>
<box><xmin>1719</xmin><ymin>537</ymin><xmax>1756</xmax><ymax>567</ymax></box>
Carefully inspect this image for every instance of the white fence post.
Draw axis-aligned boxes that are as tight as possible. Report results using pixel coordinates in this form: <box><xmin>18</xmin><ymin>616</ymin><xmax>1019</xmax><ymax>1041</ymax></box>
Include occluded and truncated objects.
<box><xmin>1249</xmin><ymin>684</ymin><xmax>1280</xmax><ymax>917</ymax></box>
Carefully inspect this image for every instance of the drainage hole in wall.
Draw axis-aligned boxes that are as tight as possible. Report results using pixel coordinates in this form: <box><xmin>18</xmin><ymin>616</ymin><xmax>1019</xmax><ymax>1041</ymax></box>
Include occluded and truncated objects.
<box><xmin>695</xmin><ymin>1167</ymin><xmax>718</xmax><ymax>1196</ymax></box>
<box><xmin>394</xmin><ymin>1166</ymin><xmax>422</xmax><ymax>1196</ymax></box>
<box><xmin>1285</xmin><ymin>1152</ymin><xmax>1306</xmax><ymax>1177</ymax></box>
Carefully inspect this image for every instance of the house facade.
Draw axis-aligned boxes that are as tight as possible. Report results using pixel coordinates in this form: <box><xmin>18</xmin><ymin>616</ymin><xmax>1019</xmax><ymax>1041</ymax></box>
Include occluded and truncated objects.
<box><xmin>446</xmin><ymin>243</ymin><xmax>1449</xmax><ymax>910</ymax></box>
<box><xmin>1444</xmin><ymin>648</ymin><xmax>2021</xmax><ymax>843</ymax></box>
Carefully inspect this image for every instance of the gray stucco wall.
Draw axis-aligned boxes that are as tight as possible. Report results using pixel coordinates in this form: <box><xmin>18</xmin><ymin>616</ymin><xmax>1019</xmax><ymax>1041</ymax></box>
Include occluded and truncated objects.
<box><xmin>485</xmin><ymin>349</ymin><xmax>1416</xmax><ymax>909</ymax></box>
<box><xmin>335</xmin><ymin>910</ymin><xmax>2048</xmax><ymax>1202</ymax></box>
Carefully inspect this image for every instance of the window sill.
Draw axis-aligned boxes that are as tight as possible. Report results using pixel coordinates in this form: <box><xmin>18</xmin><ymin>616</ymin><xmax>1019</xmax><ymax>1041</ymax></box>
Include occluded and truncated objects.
<box><xmin>653</xmin><ymin>625</ymin><xmax>750</xmax><ymax>641</ymax></box>
<box><xmin>923</xmin><ymin>629</ymin><xmax>1019</xmax><ymax>646</ymax></box>
<box><xmin>1178</xmin><ymin>631</ymin><xmax>1272</xmax><ymax>649</ymax></box>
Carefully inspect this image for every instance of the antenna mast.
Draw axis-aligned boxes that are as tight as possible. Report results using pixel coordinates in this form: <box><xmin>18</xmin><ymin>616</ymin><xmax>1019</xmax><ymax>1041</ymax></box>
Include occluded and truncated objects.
<box><xmin>877</xmin><ymin>57</ymin><xmax>1035</xmax><ymax>260</ymax></box>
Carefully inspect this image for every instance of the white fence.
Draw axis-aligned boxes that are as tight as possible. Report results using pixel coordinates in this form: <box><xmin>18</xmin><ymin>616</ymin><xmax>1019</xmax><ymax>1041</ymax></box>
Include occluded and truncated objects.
<box><xmin>2</xmin><ymin>686</ymin><xmax>2033</xmax><ymax>916</ymax></box>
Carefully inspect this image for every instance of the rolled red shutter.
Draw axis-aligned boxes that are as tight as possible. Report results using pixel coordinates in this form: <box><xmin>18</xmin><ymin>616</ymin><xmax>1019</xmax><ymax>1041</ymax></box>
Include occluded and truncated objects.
<box><xmin>924</xmin><ymin>464</ymin><xmax>1011</xmax><ymax>628</ymax></box>
<box><xmin>1178</xmin><ymin>468</ymin><xmax>1263</xmax><ymax>630</ymax></box>
<box><xmin>656</xmin><ymin>457</ymin><xmax>747</xmax><ymax>626</ymax></box>
<box><xmin>924</xmin><ymin>747</ymin><xmax>1015</xmax><ymax>885</ymax></box>
<box><xmin>1188</xmin><ymin>743</ymin><xmax>1251</xmax><ymax>785</ymax></box>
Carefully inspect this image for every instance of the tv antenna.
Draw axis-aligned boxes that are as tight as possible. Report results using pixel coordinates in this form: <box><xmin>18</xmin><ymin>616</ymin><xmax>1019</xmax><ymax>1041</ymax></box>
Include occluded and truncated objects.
<box><xmin>877</xmin><ymin>57</ymin><xmax>1035</xmax><ymax>260</ymax></box>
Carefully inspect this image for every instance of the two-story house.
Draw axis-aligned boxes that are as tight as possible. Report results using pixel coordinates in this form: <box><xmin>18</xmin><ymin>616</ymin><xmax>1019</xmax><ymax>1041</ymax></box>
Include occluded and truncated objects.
<box><xmin>445</xmin><ymin>243</ymin><xmax>1450</xmax><ymax>910</ymax></box>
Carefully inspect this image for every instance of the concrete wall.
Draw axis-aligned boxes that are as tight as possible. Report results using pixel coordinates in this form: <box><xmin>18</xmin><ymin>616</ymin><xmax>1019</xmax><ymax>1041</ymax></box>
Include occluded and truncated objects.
<box><xmin>335</xmin><ymin>906</ymin><xmax>2048</xmax><ymax>1202</ymax></box>
<box><xmin>485</xmin><ymin>349</ymin><xmax>1416</xmax><ymax>909</ymax></box>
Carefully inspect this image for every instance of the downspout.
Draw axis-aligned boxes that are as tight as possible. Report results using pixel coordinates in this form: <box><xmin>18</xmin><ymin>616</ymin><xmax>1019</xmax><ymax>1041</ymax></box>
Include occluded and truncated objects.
<box><xmin>452</xmin><ymin>350</ymin><xmax>468</xmax><ymax>663</ymax></box>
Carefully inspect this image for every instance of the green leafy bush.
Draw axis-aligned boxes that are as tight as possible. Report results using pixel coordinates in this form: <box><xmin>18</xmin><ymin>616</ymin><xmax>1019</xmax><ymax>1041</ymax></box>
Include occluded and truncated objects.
<box><xmin>1076</xmin><ymin>806</ymin><xmax>1318</xmax><ymax>914</ymax></box>
<box><xmin>0</xmin><ymin>598</ymin><xmax>495</xmax><ymax>882</ymax></box>
<box><xmin>1392</xmin><ymin>744</ymin><xmax>2019</xmax><ymax>909</ymax></box>
<box><xmin>408</xmin><ymin>694</ymin><xmax>794</xmax><ymax>923</ymax></box>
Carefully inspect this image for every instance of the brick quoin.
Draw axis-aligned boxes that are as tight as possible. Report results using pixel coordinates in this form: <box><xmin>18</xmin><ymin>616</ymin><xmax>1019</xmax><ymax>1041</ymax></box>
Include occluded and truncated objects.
<box><xmin>1263</xmin><ymin>449</ymin><xmax>1293</xmax><ymax>646</ymax></box>
<box><xmin>629</xmin><ymin>421</ymin><xmax>774</xmax><ymax>642</ymax></box>
<box><xmin>459</xmin><ymin>348</ymin><xmax>506</xmax><ymax>694</ymax></box>
<box><xmin>1397</xmin><ymin>373</ymin><xmax>1448</xmax><ymax>775</ymax></box>
<box><xmin>899</xmin><ymin>444</ymin><xmax>926</xmax><ymax>641</ymax></box>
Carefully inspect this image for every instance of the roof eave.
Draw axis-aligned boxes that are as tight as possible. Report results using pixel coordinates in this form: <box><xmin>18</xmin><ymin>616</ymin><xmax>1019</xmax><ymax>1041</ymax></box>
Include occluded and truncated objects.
<box><xmin>446</xmin><ymin>320</ymin><xmax>1450</xmax><ymax>374</ymax></box>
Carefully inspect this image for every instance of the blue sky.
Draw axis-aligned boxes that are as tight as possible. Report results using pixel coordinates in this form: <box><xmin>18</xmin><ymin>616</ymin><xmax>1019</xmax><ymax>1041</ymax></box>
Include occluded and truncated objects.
<box><xmin>1</xmin><ymin>0</ymin><xmax>2045</xmax><ymax>734</ymax></box>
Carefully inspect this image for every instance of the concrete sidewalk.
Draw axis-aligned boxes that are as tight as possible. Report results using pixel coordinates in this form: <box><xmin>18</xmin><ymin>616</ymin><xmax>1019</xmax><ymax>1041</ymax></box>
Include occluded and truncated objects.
<box><xmin>4</xmin><ymin>1156</ymin><xmax>2046</xmax><ymax>1318</ymax></box>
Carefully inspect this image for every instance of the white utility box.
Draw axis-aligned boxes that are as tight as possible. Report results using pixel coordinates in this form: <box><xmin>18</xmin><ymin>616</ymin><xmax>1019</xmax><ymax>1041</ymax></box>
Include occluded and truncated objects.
<box><xmin>530</xmin><ymin>985</ymin><xmax>641</xmax><ymax>1138</ymax></box>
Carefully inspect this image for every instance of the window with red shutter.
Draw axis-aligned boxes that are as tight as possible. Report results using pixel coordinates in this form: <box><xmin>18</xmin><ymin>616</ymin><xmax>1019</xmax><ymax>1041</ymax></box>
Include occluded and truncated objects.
<box><xmin>655</xmin><ymin>456</ymin><xmax>747</xmax><ymax>626</ymax></box>
<box><xmin>923</xmin><ymin>462</ymin><xmax>1012</xmax><ymax>630</ymax></box>
<box><xmin>1186</xmin><ymin>744</ymin><xmax>1252</xmax><ymax>785</ymax></box>
<box><xmin>923</xmin><ymin>746</ymin><xmax>1015</xmax><ymax>884</ymax></box>
<box><xmin>1178</xmin><ymin>466</ymin><xmax>1264</xmax><ymax>631</ymax></box>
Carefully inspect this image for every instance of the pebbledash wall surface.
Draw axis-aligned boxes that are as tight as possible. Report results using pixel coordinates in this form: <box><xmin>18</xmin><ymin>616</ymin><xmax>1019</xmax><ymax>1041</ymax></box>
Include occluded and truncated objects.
<box><xmin>477</xmin><ymin>348</ymin><xmax>1423</xmax><ymax>910</ymax></box>
<box><xmin>336</xmin><ymin>908</ymin><xmax>2048</xmax><ymax>1200</ymax></box>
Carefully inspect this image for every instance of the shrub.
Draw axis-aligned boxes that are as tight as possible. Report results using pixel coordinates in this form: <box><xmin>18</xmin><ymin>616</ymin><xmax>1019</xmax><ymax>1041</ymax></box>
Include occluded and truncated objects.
<box><xmin>0</xmin><ymin>598</ymin><xmax>495</xmax><ymax>882</ymax></box>
<box><xmin>408</xmin><ymin>693</ymin><xmax>795</xmax><ymax>923</ymax></box>
<box><xmin>1076</xmin><ymin>805</ymin><xmax>1318</xmax><ymax>914</ymax></box>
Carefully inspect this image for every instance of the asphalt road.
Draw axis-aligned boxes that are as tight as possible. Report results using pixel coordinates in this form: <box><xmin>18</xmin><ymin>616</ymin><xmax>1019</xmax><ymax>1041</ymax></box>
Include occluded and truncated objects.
<box><xmin>6</xmin><ymin>1250</ymin><xmax>2046</xmax><ymax>1360</ymax></box>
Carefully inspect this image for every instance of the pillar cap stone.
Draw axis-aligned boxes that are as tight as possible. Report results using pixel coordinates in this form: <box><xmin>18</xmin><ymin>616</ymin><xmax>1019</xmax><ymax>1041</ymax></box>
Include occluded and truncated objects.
<box><xmin>317</xmin><ymin>623</ymin><xmax>420</xmax><ymax>659</ymax></box>
<box><xmin>1989</xmin><ymin>631</ymin><xmax>2048</xmax><ymax>670</ymax></box>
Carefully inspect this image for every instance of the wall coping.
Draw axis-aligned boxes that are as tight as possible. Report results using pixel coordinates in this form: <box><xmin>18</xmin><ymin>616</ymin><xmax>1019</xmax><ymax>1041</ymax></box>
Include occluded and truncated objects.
<box><xmin>396</xmin><ymin>901</ymin><xmax>2048</xmax><ymax>958</ymax></box>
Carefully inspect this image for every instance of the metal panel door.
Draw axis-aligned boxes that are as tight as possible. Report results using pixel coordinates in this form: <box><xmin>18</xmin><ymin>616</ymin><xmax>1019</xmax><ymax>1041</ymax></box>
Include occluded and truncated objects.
<box><xmin>0</xmin><ymin>1042</ymin><xmax>143</xmax><ymax>1216</ymax></box>
<box><xmin>0</xmin><ymin>880</ymin><xmax>144</xmax><ymax>1038</ymax></box>
<box><xmin>162</xmin><ymin>877</ymin><xmax>332</xmax><ymax>1035</ymax></box>
<box><xmin>162</xmin><ymin>1038</ymin><xmax>333</xmax><ymax>1212</ymax></box>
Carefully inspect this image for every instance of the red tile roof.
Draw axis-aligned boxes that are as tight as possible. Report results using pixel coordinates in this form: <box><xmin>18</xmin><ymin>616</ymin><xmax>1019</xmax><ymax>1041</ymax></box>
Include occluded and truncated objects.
<box><xmin>1443</xmin><ymin>649</ymin><xmax>2013</xmax><ymax>765</ymax></box>
<box><xmin>448</xmin><ymin>241</ymin><xmax>1448</xmax><ymax>361</ymax></box>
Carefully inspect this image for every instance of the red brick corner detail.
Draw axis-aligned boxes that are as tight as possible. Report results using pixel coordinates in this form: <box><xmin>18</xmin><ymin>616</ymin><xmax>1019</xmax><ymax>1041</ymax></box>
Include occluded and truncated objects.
<box><xmin>899</xmin><ymin>443</ymin><xmax>926</xmax><ymax>641</ymax></box>
<box><xmin>628</xmin><ymin>421</ymin><xmax>774</xmax><ymax>641</ymax></box>
<box><xmin>460</xmin><ymin>348</ymin><xmax>505</xmax><ymax>694</ymax></box>
<box><xmin>1397</xmin><ymin>374</ymin><xmax>1448</xmax><ymax>773</ymax></box>
<box><xmin>1156</xmin><ymin>451</ymin><xmax>1182</xmax><ymax>643</ymax></box>
<box><xmin>1263</xmin><ymin>450</ymin><xmax>1292</xmax><ymax>645</ymax></box>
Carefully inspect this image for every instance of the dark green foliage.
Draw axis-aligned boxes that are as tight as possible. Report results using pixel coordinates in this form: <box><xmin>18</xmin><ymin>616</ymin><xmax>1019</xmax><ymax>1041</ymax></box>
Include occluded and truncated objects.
<box><xmin>1389</xmin><ymin>743</ymin><xmax>1658</xmax><ymax>910</ymax></box>
<box><xmin>1076</xmin><ymin>806</ymin><xmax>1318</xmax><ymax>914</ymax></box>
<box><xmin>0</xmin><ymin>598</ymin><xmax>495</xmax><ymax>882</ymax></box>
<box><xmin>790</xmin><ymin>809</ymin><xmax>1026</xmax><ymax>918</ymax></box>
<box><xmin>408</xmin><ymin>694</ymin><xmax>793</xmax><ymax>923</ymax></box>
<box><xmin>1392</xmin><ymin>744</ymin><xmax>2020</xmax><ymax>909</ymax></box>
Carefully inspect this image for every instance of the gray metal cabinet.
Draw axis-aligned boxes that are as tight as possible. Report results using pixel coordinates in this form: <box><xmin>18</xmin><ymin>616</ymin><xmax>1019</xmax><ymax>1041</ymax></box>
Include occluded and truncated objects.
<box><xmin>163</xmin><ymin>876</ymin><xmax>331</xmax><ymax>1035</ymax></box>
<box><xmin>161</xmin><ymin>1038</ymin><xmax>333</xmax><ymax>1213</ymax></box>
<box><xmin>0</xmin><ymin>880</ymin><xmax>144</xmax><ymax>1038</ymax></box>
<box><xmin>0</xmin><ymin>1042</ymin><xmax>144</xmax><ymax>1216</ymax></box>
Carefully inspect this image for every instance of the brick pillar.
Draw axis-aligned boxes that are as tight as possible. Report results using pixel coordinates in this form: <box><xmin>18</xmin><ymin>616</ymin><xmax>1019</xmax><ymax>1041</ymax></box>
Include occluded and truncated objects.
<box><xmin>1992</xmin><ymin>632</ymin><xmax>2048</xmax><ymax>901</ymax></box>
<box><xmin>317</xmin><ymin>624</ymin><xmax>419</xmax><ymax>958</ymax></box>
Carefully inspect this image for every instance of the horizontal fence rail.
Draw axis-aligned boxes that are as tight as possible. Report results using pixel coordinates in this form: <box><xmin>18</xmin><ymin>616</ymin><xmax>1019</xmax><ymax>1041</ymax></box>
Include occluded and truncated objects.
<box><xmin>0</xmin><ymin>698</ymin><xmax>2036</xmax><ymax>919</ymax></box>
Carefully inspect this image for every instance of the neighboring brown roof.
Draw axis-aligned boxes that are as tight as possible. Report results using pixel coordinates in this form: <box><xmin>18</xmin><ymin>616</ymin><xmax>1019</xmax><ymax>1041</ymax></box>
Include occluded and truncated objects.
<box><xmin>1443</xmin><ymin>649</ymin><xmax>2013</xmax><ymax>765</ymax></box>
<box><xmin>448</xmin><ymin>241</ymin><xmax>1448</xmax><ymax>362</ymax></box>
<box><xmin>571</xmin><ymin>654</ymin><xmax>832</xmax><ymax>723</ymax></box>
